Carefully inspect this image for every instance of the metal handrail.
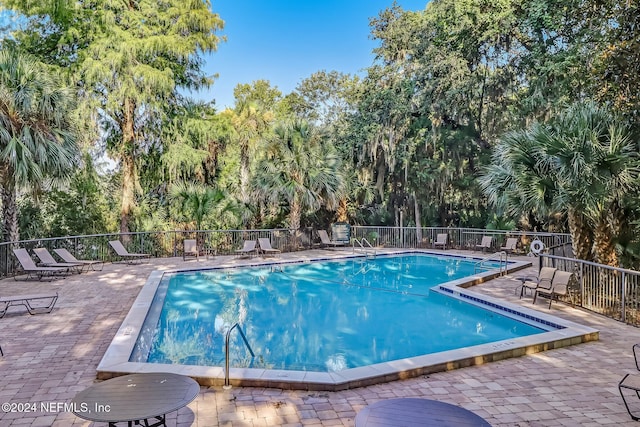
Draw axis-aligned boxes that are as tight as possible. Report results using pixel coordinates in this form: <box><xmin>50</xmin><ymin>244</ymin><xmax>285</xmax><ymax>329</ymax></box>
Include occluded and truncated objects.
<box><xmin>474</xmin><ymin>251</ymin><xmax>508</xmax><ymax>276</ymax></box>
<box><xmin>352</xmin><ymin>237</ymin><xmax>376</xmax><ymax>257</ymax></box>
<box><xmin>224</xmin><ymin>323</ymin><xmax>255</xmax><ymax>389</ymax></box>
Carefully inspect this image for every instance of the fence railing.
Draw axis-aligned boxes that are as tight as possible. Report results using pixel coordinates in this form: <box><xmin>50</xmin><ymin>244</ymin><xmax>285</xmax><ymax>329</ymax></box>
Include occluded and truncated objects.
<box><xmin>0</xmin><ymin>228</ymin><xmax>311</xmax><ymax>279</ymax></box>
<box><xmin>539</xmin><ymin>253</ymin><xmax>640</xmax><ymax>326</ymax></box>
<box><xmin>1</xmin><ymin>226</ymin><xmax>570</xmax><ymax>279</ymax></box>
<box><xmin>350</xmin><ymin>226</ymin><xmax>572</xmax><ymax>253</ymax></box>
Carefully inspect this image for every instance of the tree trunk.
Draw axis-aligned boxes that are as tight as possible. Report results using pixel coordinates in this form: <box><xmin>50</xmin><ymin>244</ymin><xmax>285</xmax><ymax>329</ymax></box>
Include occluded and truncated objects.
<box><xmin>593</xmin><ymin>211</ymin><xmax>619</xmax><ymax>267</ymax></box>
<box><xmin>239</xmin><ymin>139</ymin><xmax>250</xmax><ymax>205</ymax></box>
<box><xmin>0</xmin><ymin>162</ymin><xmax>18</xmax><ymax>243</ymax></box>
<box><xmin>289</xmin><ymin>195</ymin><xmax>301</xmax><ymax>232</ymax></box>
<box><xmin>567</xmin><ymin>208</ymin><xmax>593</xmax><ymax>261</ymax></box>
<box><xmin>413</xmin><ymin>191</ymin><xmax>422</xmax><ymax>245</ymax></box>
<box><xmin>336</xmin><ymin>197</ymin><xmax>349</xmax><ymax>222</ymax></box>
<box><xmin>120</xmin><ymin>97</ymin><xmax>137</xmax><ymax>234</ymax></box>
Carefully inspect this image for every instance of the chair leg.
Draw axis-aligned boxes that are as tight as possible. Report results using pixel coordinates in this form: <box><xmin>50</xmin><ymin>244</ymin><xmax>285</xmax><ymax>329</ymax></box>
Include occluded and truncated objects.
<box><xmin>619</xmin><ymin>374</ymin><xmax>640</xmax><ymax>421</ymax></box>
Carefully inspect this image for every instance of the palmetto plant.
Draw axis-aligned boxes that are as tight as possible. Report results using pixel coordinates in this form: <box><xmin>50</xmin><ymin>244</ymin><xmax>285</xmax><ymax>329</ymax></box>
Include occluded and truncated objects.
<box><xmin>253</xmin><ymin>119</ymin><xmax>346</xmax><ymax>231</ymax></box>
<box><xmin>0</xmin><ymin>47</ymin><xmax>79</xmax><ymax>243</ymax></box>
<box><xmin>480</xmin><ymin>102</ymin><xmax>637</xmax><ymax>266</ymax></box>
<box><xmin>169</xmin><ymin>181</ymin><xmax>238</xmax><ymax>231</ymax></box>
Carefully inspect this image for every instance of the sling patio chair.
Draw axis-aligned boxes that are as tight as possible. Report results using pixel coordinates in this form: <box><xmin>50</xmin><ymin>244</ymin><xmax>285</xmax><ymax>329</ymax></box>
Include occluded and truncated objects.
<box><xmin>183</xmin><ymin>239</ymin><xmax>199</xmax><ymax>261</ymax></box>
<box><xmin>533</xmin><ymin>270</ymin><xmax>573</xmax><ymax>309</ymax></box>
<box><xmin>500</xmin><ymin>237</ymin><xmax>519</xmax><ymax>253</ymax></box>
<box><xmin>53</xmin><ymin>248</ymin><xmax>104</xmax><ymax>271</ymax></box>
<box><xmin>235</xmin><ymin>240</ymin><xmax>258</xmax><ymax>258</ymax></box>
<box><xmin>516</xmin><ymin>266</ymin><xmax>556</xmax><ymax>299</ymax></box>
<box><xmin>0</xmin><ymin>292</ymin><xmax>59</xmax><ymax>318</ymax></box>
<box><xmin>33</xmin><ymin>248</ymin><xmax>83</xmax><ymax>274</ymax></box>
<box><xmin>12</xmin><ymin>248</ymin><xmax>68</xmax><ymax>281</ymax></box>
<box><xmin>433</xmin><ymin>233</ymin><xmax>448</xmax><ymax>249</ymax></box>
<box><xmin>258</xmin><ymin>238</ymin><xmax>281</xmax><ymax>257</ymax></box>
<box><xmin>108</xmin><ymin>240</ymin><xmax>150</xmax><ymax>264</ymax></box>
<box><xmin>475</xmin><ymin>236</ymin><xmax>493</xmax><ymax>252</ymax></box>
<box><xmin>317</xmin><ymin>230</ymin><xmax>347</xmax><ymax>248</ymax></box>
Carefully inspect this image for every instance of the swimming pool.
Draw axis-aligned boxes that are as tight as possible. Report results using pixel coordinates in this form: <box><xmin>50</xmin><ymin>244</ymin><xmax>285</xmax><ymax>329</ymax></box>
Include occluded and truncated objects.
<box><xmin>132</xmin><ymin>255</ymin><xmax>545</xmax><ymax>372</ymax></box>
<box><xmin>98</xmin><ymin>250</ymin><xmax>599</xmax><ymax>390</ymax></box>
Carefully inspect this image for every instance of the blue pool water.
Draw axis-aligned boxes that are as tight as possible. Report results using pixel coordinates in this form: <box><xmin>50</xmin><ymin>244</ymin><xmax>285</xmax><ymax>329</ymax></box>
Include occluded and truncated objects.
<box><xmin>132</xmin><ymin>254</ymin><xmax>546</xmax><ymax>372</ymax></box>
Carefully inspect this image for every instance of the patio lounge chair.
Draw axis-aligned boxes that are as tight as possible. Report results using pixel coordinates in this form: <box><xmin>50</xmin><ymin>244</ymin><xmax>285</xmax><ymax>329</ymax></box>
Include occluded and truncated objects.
<box><xmin>475</xmin><ymin>236</ymin><xmax>493</xmax><ymax>252</ymax></box>
<box><xmin>183</xmin><ymin>239</ymin><xmax>199</xmax><ymax>261</ymax></box>
<box><xmin>433</xmin><ymin>233</ymin><xmax>448</xmax><ymax>249</ymax></box>
<box><xmin>619</xmin><ymin>344</ymin><xmax>640</xmax><ymax>421</ymax></box>
<box><xmin>235</xmin><ymin>240</ymin><xmax>258</xmax><ymax>258</ymax></box>
<box><xmin>108</xmin><ymin>240</ymin><xmax>150</xmax><ymax>264</ymax></box>
<box><xmin>500</xmin><ymin>237</ymin><xmax>518</xmax><ymax>253</ymax></box>
<box><xmin>318</xmin><ymin>230</ymin><xmax>347</xmax><ymax>247</ymax></box>
<box><xmin>533</xmin><ymin>270</ymin><xmax>572</xmax><ymax>308</ymax></box>
<box><xmin>53</xmin><ymin>248</ymin><xmax>104</xmax><ymax>271</ymax></box>
<box><xmin>517</xmin><ymin>267</ymin><xmax>556</xmax><ymax>298</ymax></box>
<box><xmin>0</xmin><ymin>292</ymin><xmax>58</xmax><ymax>318</ymax></box>
<box><xmin>12</xmin><ymin>248</ymin><xmax>68</xmax><ymax>280</ymax></box>
<box><xmin>33</xmin><ymin>248</ymin><xmax>83</xmax><ymax>274</ymax></box>
<box><xmin>258</xmin><ymin>238</ymin><xmax>281</xmax><ymax>257</ymax></box>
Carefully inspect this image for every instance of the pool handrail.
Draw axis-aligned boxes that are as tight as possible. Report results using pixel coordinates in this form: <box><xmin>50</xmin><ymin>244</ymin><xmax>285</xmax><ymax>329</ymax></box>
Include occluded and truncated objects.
<box><xmin>224</xmin><ymin>323</ymin><xmax>255</xmax><ymax>389</ymax></box>
<box><xmin>474</xmin><ymin>251</ymin><xmax>508</xmax><ymax>276</ymax></box>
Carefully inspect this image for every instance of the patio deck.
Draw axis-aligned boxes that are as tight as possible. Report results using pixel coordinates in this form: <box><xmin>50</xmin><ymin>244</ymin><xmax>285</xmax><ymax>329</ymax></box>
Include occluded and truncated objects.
<box><xmin>0</xmin><ymin>249</ymin><xmax>636</xmax><ymax>426</ymax></box>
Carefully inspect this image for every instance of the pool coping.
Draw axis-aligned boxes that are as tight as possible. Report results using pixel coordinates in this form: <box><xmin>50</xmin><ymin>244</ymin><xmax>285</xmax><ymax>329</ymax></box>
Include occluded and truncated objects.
<box><xmin>96</xmin><ymin>250</ymin><xmax>599</xmax><ymax>391</ymax></box>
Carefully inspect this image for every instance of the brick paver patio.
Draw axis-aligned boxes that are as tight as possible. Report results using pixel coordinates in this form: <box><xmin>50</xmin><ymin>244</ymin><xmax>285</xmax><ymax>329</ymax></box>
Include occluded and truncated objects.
<box><xmin>0</xmin><ymin>250</ymin><xmax>638</xmax><ymax>426</ymax></box>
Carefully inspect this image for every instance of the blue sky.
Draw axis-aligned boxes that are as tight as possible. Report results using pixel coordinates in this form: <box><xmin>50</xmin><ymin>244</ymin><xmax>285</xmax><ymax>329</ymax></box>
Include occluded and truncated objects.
<box><xmin>196</xmin><ymin>0</ymin><xmax>428</xmax><ymax>109</ymax></box>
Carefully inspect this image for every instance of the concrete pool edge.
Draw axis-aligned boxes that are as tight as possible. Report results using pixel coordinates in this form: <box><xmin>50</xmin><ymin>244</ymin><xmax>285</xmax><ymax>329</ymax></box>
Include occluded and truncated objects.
<box><xmin>96</xmin><ymin>251</ymin><xmax>599</xmax><ymax>390</ymax></box>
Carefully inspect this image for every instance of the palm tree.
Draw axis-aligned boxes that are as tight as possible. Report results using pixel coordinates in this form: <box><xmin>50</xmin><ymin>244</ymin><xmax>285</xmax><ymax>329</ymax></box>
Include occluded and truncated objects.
<box><xmin>230</xmin><ymin>101</ymin><xmax>273</xmax><ymax>204</ymax></box>
<box><xmin>253</xmin><ymin>119</ymin><xmax>345</xmax><ymax>231</ymax></box>
<box><xmin>480</xmin><ymin>102</ymin><xmax>637</xmax><ymax>266</ymax></box>
<box><xmin>169</xmin><ymin>181</ymin><xmax>237</xmax><ymax>231</ymax></box>
<box><xmin>548</xmin><ymin>102</ymin><xmax>637</xmax><ymax>266</ymax></box>
<box><xmin>0</xmin><ymin>47</ymin><xmax>79</xmax><ymax>242</ymax></box>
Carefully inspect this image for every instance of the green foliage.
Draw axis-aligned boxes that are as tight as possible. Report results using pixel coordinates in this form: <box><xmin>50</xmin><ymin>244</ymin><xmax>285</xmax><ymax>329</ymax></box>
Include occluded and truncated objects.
<box><xmin>0</xmin><ymin>46</ymin><xmax>79</xmax><ymax>242</ymax></box>
<box><xmin>253</xmin><ymin>119</ymin><xmax>346</xmax><ymax>230</ymax></box>
<box><xmin>2</xmin><ymin>0</ymin><xmax>640</xmax><ymax>267</ymax></box>
<box><xmin>481</xmin><ymin>102</ymin><xmax>638</xmax><ymax>266</ymax></box>
<box><xmin>169</xmin><ymin>181</ymin><xmax>238</xmax><ymax>230</ymax></box>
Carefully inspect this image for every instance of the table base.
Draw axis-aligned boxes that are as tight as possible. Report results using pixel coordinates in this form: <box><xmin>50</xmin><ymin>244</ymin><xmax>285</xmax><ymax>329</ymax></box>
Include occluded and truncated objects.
<box><xmin>108</xmin><ymin>414</ymin><xmax>165</xmax><ymax>427</ymax></box>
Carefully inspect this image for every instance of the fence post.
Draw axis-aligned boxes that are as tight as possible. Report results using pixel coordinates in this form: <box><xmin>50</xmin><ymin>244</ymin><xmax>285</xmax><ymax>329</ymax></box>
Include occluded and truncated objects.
<box><xmin>580</xmin><ymin>263</ymin><xmax>584</xmax><ymax>307</ymax></box>
<box><xmin>621</xmin><ymin>271</ymin><xmax>626</xmax><ymax>323</ymax></box>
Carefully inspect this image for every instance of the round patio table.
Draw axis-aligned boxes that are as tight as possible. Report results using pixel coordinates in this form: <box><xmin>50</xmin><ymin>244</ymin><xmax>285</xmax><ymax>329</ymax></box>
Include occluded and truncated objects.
<box><xmin>355</xmin><ymin>398</ymin><xmax>491</xmax><ymax>427</ymax></box>
<box><xmin>71</xmin><ymin>372</ymin><xmax>199</xmax><ymax>427</ymax></box>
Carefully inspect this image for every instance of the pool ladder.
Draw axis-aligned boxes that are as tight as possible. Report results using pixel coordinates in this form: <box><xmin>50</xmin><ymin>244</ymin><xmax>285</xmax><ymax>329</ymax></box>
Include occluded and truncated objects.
<box><xmin>474</xmin><ymin>251</ymin><xmax>508</xmax><ymax>276</ymax></box>
<box><xmin>224</xmin><ymin>323</ymin><xmax>255</xmax><ymax>389</ymax></box>
<box><xmin>352</xmin><ymin>237</ymin><xmax>376</xmax><ymax>257</ymax></box>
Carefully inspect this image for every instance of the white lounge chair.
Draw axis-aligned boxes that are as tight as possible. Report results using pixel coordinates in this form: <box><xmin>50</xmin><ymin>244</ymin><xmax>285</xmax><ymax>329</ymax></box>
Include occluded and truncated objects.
<box><xmin>475</xmin><ymin>236</ymin><xmax>493</xmax><ymax>252</ymax></box>
<box><xmin>317</xmin><ymin>230</ymin><xmax>346</xmax><ymax>248</ymax></box>
<box><xmin>12</xmin><ymin>248</ymin><xmax>68</xmax><ymax>280</ymax></box>
<box><xmin>183</xmin><ymin>239</ymin><xmax>199</xmax><ymax>261</ymax></box>
<box><xmin>500</xmin><ymin>237</ymin><xmax>518</xmax><ymax>253</ymax></box>
<box><xmin>258</xmin><ymin>238</ymin><xmax>281</xmax><ymax>257</ymax></box>
<box><xmin>53</xmin><ymin>248</ymin><xmax>104</xmax><ymax>271</ymax></box>
<box><xmin>235</xmin><ymin>240</ymin><xmax>258</xmax><ymax>258</ymax></box>
<box><xmin>433</xmin><ymin>234</ymin><xmax>448</xmax><ymax>249</ymax></box>
<box><xmin>518</xmin><ymin>267</ymin><xmax>556</xmax><ymax>298</ymax></box>
<box><xmin>0</xmin><ymin>292</ymin><xmax>59</xmax><ymax>318</ymax></box>
<box><xmin>534</xmin><ymin>270</ymin><xmax>573</xmax><ymax>308</ymax></box>
<box><xmin>108</xmin><ymin>240</ymin><xmax>150</xmax><ymax>264</ymax></box>
<box><xmin>33</xmin><ymin>248</ymin><xmax>83</xmax><ymax>273</ymax></box>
